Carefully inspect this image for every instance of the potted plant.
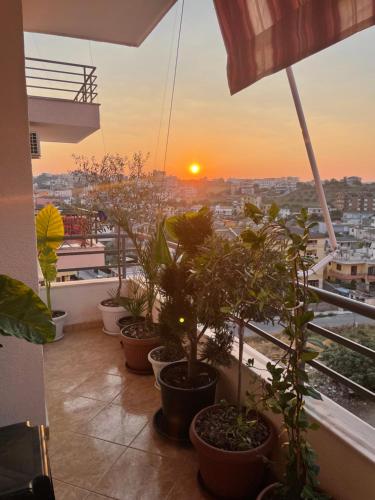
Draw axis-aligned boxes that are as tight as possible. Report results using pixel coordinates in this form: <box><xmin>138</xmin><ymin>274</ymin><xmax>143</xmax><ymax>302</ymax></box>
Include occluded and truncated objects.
<box><xmin>257</xmin><ymin>208</ymin><xmax>329</xmax><ymax>500</ymax></box>
<box><xmin>72</xmin><ymin>152</ymin><xmax>164</xmax><ymax>335</ymax></box>
<box><xmin>156</xmin><ymin>208</ymin><xmax>234</xmax><ymax>441</ymax></box>
<box><xmin>0</xmin><ymin>274</ymin><xmax>55</xmax><ymax>345</ymax></box>
<box><xmin>189</xmin><ymin>205</ymin><xmax>288</xmax><ymax>499</ymax></box>
<box><xmin>36</xmin><ymin>204</ymin><xmax>67</xmax><ymax>341</ymax></box>
<box><xmin>118</xmin><ymin>221</ymin><xmax>171</xmax><ymax>374</ymax></box>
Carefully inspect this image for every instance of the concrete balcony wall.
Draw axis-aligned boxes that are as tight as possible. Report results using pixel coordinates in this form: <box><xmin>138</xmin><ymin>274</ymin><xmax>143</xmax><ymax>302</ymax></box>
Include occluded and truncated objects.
<box><xmin>28</xmin><ymin>96</ymin><xmax>100</xmax><ymax>143</ymax></box>
<box><xmin>39</xmin><ymin>278</ymin><xmax>122</xmax><ymax>327</ymax></box>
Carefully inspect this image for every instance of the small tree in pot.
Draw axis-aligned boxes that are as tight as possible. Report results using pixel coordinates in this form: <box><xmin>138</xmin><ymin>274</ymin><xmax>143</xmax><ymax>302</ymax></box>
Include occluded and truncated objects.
<box><xmin>258</xmin><ymin>208</ymin><xmax>329</xmax><ymax>500</ymax></box>
<box><xmin>72</xmin><ymin>152</ymin><xmax>165</xmax><ymax>335</ymax></box>
<box><xmin>189</xmin><ymin>204</ymin><xmax>290</xmax><ymax>499</ymax></box>
<box><xmin>156</xmin><ymin>208</ymin><xmax>235</xmax><ymax>440</ymax></box>
<box><xmin>117</xmin><ymin>220</ymin><xmax>173</xmax><ymax>374</ymax></box>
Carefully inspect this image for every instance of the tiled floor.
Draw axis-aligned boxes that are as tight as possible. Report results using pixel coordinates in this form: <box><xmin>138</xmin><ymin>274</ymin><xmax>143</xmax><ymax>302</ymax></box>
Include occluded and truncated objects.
<box><xmin>44</xmin><ymin>328</ymin><xmax>209</xmax><ymax>500</ymax></box>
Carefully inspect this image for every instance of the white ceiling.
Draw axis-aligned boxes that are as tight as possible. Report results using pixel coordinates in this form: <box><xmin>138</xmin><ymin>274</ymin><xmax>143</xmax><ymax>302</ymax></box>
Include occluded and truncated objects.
<box><xmin>22</xmin><ymin>0</ymin><xmax>177</xmax><ymax>46</ymax></box>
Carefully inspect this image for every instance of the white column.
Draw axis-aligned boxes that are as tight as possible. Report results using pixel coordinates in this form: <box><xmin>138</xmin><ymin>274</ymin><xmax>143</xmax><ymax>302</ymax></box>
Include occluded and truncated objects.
<box><xmin>0</xmin><ymin>0</ymin><xmax>47</xmax><ymax>426</ymax></box>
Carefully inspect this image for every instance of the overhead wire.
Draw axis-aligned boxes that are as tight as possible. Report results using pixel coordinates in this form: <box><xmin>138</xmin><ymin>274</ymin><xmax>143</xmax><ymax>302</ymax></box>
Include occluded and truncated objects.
<box><xmin>152</xmin><ymin>3</ymin><xmax>180</xmax><ymax>171</ymax></box>
<box><xmin>162</xmin><ymin>0</ymin><xmax>185</xmax><ymax>174</ymax></box>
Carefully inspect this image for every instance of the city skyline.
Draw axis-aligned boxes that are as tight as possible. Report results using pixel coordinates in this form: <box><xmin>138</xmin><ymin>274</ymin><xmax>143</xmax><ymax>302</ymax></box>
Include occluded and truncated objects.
<box><xmin>26</xmin><ymin>1</ymin><xmax>375</xmax><ymax>181</ymax></box>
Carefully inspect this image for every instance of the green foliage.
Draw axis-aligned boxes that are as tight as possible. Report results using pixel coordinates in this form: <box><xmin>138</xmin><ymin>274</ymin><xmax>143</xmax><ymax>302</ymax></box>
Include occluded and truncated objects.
<box><xmin>115</xmin><ymin>281</ymin><xmax>147</xmax><ymax>320</ymax></box>
<box><xmin>36</xmin><ymin>204</ymin><xmax>64</xmax><ymax>312</ymax></box>
<box><xmin>257</xmin><ymin>207</ymin><xmax>328</xmax><ymax>500</ymax></box>
<box><xmin>165</xmin><ymin>207</ymin><xmax>213</xmax><ymax>256</ymax></box>
<box><xmin>320</xmin><ymin>334</ymin><xmax>375</xmax><ymax>391</ymax></box>
<box><xmin>0</xmin><ymin>275</ymin><xmax>55</xmax><ymax>344</ymax></box>
<box><xmin>158</xmin><ymin>209</ymin><xmax>233</xmax><ymax>379</ymax></box>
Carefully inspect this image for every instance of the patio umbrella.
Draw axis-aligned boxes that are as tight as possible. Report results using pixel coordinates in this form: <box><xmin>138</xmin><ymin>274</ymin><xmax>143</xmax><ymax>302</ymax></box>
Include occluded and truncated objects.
<box><xmin>214</xmin><ymin>0</ymin><xmax>375</xmax><ymax>263</ymax></box>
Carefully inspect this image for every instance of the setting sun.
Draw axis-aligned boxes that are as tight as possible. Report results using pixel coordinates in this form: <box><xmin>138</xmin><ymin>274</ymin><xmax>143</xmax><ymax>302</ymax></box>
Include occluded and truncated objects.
<box><xmin>189</xmin><ymin>163</ymin><xmax>201</xmax><ymax>175</ymax></box>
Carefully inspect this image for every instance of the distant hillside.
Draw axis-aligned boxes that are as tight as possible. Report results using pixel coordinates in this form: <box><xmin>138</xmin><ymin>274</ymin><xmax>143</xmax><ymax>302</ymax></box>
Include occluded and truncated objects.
<box><xmin>264</xmin><ymin>181</ymin><xmax>375</xmax><ymax>210</ymax></box>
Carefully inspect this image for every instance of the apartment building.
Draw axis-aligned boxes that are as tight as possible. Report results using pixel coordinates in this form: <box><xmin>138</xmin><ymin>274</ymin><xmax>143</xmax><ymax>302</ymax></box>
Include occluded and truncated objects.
<box><xmin>335</xmin><ymin>191</ymin><xmax>375</xmax><ymax>212</ymax></box>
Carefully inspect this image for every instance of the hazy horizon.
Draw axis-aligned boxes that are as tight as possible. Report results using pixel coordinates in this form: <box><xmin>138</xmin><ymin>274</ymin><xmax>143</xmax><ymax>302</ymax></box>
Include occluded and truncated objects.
<box><xmin>26</xmin><ymin>0</ymin><xmax>375</xmax><ymax>181</ymax></box>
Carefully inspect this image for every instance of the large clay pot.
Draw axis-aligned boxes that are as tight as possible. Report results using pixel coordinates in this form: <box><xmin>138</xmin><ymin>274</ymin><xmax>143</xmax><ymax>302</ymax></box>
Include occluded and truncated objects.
<box><xmin>158</xmin><ymin>361</ymin><xmax>218</xmax><ymax>441</ymax></box>
<box><xmin>120</xmin><ymin>325</ymin><xmax>159</xmax><ymax>374</ymax></box>
<box><xmin>52</xmin><ymin>310</ymin><xmax>67</xmax><ymax>341</ymax></box>
<box><xmin>256</xmin><ymin>483</ymin><xmax>280</xmax><ymax>500</ymax></box>
<box><xmin>190</xmin><ymin>404</ymin><xmax>275</xmax><ymax>499</ymax></box>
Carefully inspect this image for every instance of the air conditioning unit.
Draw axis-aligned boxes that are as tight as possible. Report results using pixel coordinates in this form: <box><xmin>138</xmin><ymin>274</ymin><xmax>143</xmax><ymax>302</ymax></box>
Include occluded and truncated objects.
<box><xmin>30</xmin><ymin>131</ymin><xmax>41</xmax><ymax>159</ymax></box>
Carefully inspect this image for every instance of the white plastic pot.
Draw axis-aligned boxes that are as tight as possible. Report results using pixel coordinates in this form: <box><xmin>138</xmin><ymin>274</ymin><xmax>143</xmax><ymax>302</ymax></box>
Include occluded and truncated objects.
<box><xmin>148</xmin><ymin>346</ymin><xmax>184</xmax><ymax>390</ymax></box>
<box><xmin>52</xmin><ymin>311</ymin><xmax>68</xmax><ymax>341</ymax></box>
<box><xmin>98</xmin><ymin>301</ymin><xmax>129</xmax><ymax>335</ymax></box>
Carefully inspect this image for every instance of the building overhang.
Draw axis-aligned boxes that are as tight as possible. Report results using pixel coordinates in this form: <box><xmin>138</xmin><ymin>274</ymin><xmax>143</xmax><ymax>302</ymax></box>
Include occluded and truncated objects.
<box><xmin>28</xmin><ymin>96</ymin><xmax>100</xmax><ymax>143</ymax></box>
<box><xmin>22</xmin><ymin>0</ymin><xmax>177</xmax><ymax>47</ymax></box>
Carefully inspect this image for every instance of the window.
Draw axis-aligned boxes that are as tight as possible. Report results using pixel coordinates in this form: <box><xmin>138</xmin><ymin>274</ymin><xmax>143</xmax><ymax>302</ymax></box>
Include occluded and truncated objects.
<box><xmin>351</xmin><ymin>266</ymin><xmax>357</xmax><ymax>276</ymax></box>
<box><xmin>308</xmin><ymin>280</ymin><xmax>319</xmax><ymax>287</ymax></box>
<box><xmin>336</xmin><ymin>263</ymin><xmax>342</xmax><ymax>271</ymax></box>
<box><xmin>369</xmin><ymin>267</ymin><xmax>375</xmax><ymax>276</ymax></box>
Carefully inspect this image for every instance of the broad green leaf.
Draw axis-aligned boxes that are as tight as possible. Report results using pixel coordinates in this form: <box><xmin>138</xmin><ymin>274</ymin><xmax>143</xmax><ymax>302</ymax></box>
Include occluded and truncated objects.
<box><xmin>0</xmin><ymin>275</ymin><xmax>55</xmax><ymax>344</ymax></box>
<box><xmin>153</xmin><ymin>221</ymin><xmax>172</xmax><ymax>265</ymax></box>
<box><xmin>36</xmin><ymin>204</ymin><xmax>64</xmax><ymax>250</ymax></box>
<box><xmin>301</xmin><ymin>350</ymin><xmax>319</xmax><ymax>362</ymax></box>
<box><xmin>39</xmin><ymin>246</ymin><xmax>58</xmax><ymax>283</ymax></box>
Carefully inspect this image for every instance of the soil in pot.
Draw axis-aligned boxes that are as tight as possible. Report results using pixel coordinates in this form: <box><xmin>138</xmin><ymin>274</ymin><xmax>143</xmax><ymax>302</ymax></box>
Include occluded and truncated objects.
<box><xmin>52</xmin><ymin>310</ymin><xmax>65</xmax><ymax>319</ymax></box>
<box><xmin>101</xmin><ymin>298</ymin><xmax>120</xmax><ymax>307</ymax></box>
<box><xmin>117</xmin><ymin>315</ymin><xmax>144</xmax><ymax>329</ymax></box>
<box><xmin>149</xmin><ymin>346</ymin><xmax>185</xmax><ymax>390</ymax></box>
<box><xmin>121</xmin><ymin>322</ymin><xmax>160</xmax><ymax>374</ymax></box>
<box><xmin>195</xmin><ymin>405</ymin><xmax>270</xmax><ymax>451</ymax></box>
<box><xmin>157</xmin><ymin>361</ymin><xmax>218</xmax><ymax>442</ymax></box>
<box><xmin>190</xmin><ymin>404</ymin><xmax>275</xmax><ymax>499</ymax></box>
<box><xmin>150</xmin><ymin>345</ymin><xmax>185</xmax><ymax>363</ymax></box>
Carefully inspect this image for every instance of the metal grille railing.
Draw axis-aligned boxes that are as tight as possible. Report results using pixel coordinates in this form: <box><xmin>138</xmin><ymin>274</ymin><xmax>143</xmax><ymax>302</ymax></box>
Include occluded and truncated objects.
<box><xmin>26</xmin><ymin>57</ymin><xmax>98</xmax><ymax>103</ymax></box>
<box><xmin>245</xmin><ymin>285</ymin><xmax>375</xmax><ymax>402</ymax></box>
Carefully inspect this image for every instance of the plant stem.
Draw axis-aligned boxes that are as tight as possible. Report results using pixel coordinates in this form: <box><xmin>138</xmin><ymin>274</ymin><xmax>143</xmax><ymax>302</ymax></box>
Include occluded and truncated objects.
<box><xmin>46</xmin><ymin>281</ymin><xmax>52</xmax><ymax>313</ymax></box>
<box><xmin>117</xmin><ymin>224</ymin><xmax>122</xmax><ymax>298</ymax></box>
<box><xmin>237</xmin><ymin>320</ymin><xmax>244</xmax><ymax>412</ymax></box>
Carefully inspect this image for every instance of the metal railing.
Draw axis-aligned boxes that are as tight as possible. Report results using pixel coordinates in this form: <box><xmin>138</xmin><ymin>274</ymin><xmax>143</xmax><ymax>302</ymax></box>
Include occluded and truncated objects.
<box><xmin>56</xmin><ymin>233</ymin><xmax>132</xmax><ymax>278</ymax></box>
<box><xmin>246</xmin><ymin>285</ymin><xmax>375</xmax><ymax>402</ymax></box>
<box><xmin>26</xmin><ymin>57</ymin><xmax>98</xmax><ymax>103</ymax></box>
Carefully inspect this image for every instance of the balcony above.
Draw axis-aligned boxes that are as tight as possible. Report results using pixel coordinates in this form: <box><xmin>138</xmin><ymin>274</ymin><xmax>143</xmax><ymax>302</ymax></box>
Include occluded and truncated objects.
<box><xmin>22</xmin><ymin>0</ymin><xmax>177</xmax><ymax>47</ymax></box>
<box><xmin>27</xmin><ymin>57</ymin><xmax>100</xmax><ymax>143</ymax></box>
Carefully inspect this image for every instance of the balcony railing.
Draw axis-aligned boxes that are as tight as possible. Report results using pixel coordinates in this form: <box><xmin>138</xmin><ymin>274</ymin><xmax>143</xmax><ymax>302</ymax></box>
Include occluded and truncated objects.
<box><xmin>245</xmin><ymin>285</ymin><xmax>375</xmax><ymax>403</ymax></box>
<box><xmin>25</xmin><ymin>57</ymin><xmax>98</xmax><ymax>103</ymax></box>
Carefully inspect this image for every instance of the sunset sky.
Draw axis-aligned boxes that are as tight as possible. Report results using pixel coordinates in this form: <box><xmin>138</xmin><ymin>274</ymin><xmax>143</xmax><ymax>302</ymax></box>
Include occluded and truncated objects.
<box><xmin>26</xmin><ymin>1</ymin><xmax>375</xmax><ymax>181</ymax></box>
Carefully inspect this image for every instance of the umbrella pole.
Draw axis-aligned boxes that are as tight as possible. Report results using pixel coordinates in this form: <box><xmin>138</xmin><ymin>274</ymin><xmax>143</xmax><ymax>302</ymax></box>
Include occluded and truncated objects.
<box><xmin>285</xmin><ymin>66</ymin><xmax>337</xmax><ymax>251</ymax></box>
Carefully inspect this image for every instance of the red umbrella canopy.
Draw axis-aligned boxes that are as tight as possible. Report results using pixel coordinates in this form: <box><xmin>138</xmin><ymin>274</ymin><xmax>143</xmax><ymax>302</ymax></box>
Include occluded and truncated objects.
<box><xmin>214</xmin><ymin>0</ymin><xmax>375</xmax><ymax>94</ymax></box>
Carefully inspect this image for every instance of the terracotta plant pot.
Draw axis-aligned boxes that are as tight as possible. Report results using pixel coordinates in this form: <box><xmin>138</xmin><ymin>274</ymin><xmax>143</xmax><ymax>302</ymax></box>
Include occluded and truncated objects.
<box><xmin>256</xmin><ymin>483</ymin><xmax>280</xmax><ymax>500</ymax></box>
<box><xmin>120</xmin><ymin>324</ymin><xmax>159</xmax><ymax>374</ymax></box>
<box><xmin>98</xmin><ymin>299</ymin><xmax>129</xmax><ymax>335</ymax></box>
<box><xmin>148</xmin><ymin>346</ymin><xmax>185</xmax><ymax>390</ymax></box>
<box><xmin>190</xmin><ymin>405</ymin><xmax>275</xmax><ymax>499</ymax></box>
<box><xmin>52</xmin><ymin>310</ymin><xmax>67</xmax><ymax>341</ymax></box>
<box><xmin>158</xmin><ymin>361</ymin><xmax>218</xmax><ymax>441</ymax></box>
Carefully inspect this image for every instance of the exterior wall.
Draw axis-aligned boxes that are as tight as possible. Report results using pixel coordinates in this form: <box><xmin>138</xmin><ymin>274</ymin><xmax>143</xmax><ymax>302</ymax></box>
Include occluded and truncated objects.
<box><xmin>0</xmin><ymin>0</ymin><xmax>46</xmax><ymax>426</ymax></box>
<box><xmin>39</xmin><ymin>278</ymin><xmax>127</xmax><ymax>327</ymax></box>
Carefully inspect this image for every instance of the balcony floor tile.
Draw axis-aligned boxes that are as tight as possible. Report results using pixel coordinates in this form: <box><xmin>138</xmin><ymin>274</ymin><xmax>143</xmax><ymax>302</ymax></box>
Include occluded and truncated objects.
<box><xmin>45</xmin><ymin>328</ymin><xmax>208</xmax><ymax>500</ymax></box>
